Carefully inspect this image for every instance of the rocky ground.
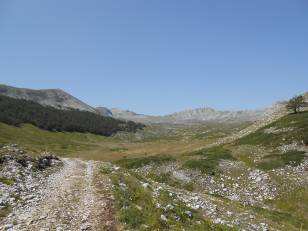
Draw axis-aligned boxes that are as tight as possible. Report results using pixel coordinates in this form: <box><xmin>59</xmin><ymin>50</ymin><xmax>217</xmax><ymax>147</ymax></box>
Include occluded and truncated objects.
<box><xmin>125</xmin><ymin>143</ymin><xmax>308</xmax><ymax>230</ymax></box>
<box><xmin>142</xmin><ymin>158</ymin><xmax>308</xmax><ymax>206</ymax></box>
<box><xmin>0</xmin><ymin>145</ymin><xmax>116</xmax><ymax>231</ymax></box>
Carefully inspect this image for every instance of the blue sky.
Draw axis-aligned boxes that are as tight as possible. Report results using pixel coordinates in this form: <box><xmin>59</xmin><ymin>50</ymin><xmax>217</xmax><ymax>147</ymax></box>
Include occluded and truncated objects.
<box><xmin>0</xmin><ymin>0</ymin><xmax>307</xmax><ymax>115</ymax></box>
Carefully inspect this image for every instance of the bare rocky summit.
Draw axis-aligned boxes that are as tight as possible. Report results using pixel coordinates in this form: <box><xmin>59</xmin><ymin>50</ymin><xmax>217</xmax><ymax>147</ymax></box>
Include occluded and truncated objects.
<box><xmin>164</xmin><ymin>107</ymin><xmax>266</xmax><ymax>123</ymax></box>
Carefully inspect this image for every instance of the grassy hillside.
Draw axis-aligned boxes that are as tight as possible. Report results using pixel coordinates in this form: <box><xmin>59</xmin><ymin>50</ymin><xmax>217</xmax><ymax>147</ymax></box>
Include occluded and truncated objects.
<box><xmin>0</xmin><ymin>123</ymin><xmax>108</xmax><ymax>156</ymax></box>
<box><xmin>238</xmin><ymin>111</ymin><xmax>308</xmax><ymax>147</ymax></box>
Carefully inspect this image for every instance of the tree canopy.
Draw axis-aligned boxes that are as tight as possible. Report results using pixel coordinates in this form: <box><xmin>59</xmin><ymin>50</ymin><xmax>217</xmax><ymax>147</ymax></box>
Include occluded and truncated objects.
<box><xmin>286</xmin><ymin>95</ymin><xmax>305</xmax><ymax>114</ymax></box>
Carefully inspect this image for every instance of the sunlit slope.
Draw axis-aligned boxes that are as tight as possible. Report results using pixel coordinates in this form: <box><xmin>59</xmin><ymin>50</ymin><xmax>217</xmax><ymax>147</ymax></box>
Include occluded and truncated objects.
<box><xmin>0</xmin><ymin>123</ymin><xmax>107</xmax><ymax>156</ymax></box>
<box><xmin>238</xmin><ymin>111</ymin><xmax>308</xmax><ymax>147</ymax></box>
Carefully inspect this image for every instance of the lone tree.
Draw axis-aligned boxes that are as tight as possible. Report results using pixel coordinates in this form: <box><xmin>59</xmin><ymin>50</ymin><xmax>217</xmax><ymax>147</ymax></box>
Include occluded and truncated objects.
<box><xmin>286</xmin><ymin>95</ymin><xmax>305</xmax><ymax>114</ymax></box>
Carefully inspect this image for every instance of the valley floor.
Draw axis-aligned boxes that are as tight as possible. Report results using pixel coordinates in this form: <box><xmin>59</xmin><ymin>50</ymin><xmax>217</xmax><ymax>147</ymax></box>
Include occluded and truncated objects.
<box><xmin>1</xmin><ymin>111</ymin><xmax>308</xmax><ymax>230</ymax></box>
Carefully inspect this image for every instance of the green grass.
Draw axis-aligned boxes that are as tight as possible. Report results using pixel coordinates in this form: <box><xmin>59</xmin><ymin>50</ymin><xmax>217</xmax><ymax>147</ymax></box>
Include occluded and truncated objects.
<box><xmin>238</xmin><ymin>111</ymin><xmax>308</xmax><ymax>147</ymax></box>
<box><xmin>0</xmin><ymin>177</ymin><xmax>15</xmax><ymax>186</ymax></box>
<box><xmin>115</xmin><ymin>155</ymin><xmax>175</xmax><ymax>169</ymax></box>
<box><xmin>251</xmin><ymin>206</ymin><xmax>306</xmax><ymax>231</ymax></box>
<box><xmin>0</xmin><ymin>122</ymin><xmax>108</xmax><ymax>155</ymax></box>
<box><xmin>109</xmin><ymin>147</ymin><xmax>128</xmax><ymax>152</ymax></box>
<box><xmin>267</xmin><ymin>187</ymin><xmax>308</xmax><ymax>230</ymax></box>
<box><xmin>256</xmin><ymin>151</ymin><xmax>306</xmax><ymax>171</ymax></box>
<box><xmin>183</xmin><ymin>146</ymin><xmax>235</xmax><ymax>175</ymax></box>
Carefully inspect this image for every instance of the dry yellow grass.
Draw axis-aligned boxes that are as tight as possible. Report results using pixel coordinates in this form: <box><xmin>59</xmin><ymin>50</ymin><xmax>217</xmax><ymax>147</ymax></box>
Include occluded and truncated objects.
<box><xmin>72</xmin><ymin>138</ymin><xmax>217</xmax><ymax>161</ymax></box>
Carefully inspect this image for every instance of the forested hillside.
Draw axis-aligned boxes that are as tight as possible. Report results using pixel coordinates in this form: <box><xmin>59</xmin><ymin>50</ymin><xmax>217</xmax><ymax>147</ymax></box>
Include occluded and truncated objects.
<box><xmin>0</xmin><ymin>95</ymin><xmax>144</xmax><ymax>136</ymax></box>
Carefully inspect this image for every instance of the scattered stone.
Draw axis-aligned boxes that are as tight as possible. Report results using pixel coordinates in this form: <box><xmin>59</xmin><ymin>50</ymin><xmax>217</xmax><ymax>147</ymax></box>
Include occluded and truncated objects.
<box><xmin>160</xmin><ymin>214</ymin><xmax>168</xmax><ymax>222</ymax></box>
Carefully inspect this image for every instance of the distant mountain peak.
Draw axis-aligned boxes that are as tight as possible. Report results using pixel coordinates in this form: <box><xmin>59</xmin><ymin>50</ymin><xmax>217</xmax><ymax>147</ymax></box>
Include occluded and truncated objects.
<box><xmin>0</xmin><ymin>84</ymin><xmax>96</xmax><ymax>113</ymax></box>
<box><xmin>108</xmin><ymin>106</ymin><xmax>271</xmax><ymax>124</ymax></box>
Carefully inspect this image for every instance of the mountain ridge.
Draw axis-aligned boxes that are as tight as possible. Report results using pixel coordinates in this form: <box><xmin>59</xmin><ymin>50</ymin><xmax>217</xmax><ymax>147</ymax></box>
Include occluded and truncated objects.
<box><xmin>108</xmin><ymin>106</ymin><xmax>276</xmax><ymax>124</ymax></box>
<box><xmin>1</xmin><ymin>84</ymin><xmax>306</xmax><ymax>125</ymax></box>
<box><xmin>0</xmin><ymin>84</ymin><xmax>97</xmax><ymax>113</ymax></box>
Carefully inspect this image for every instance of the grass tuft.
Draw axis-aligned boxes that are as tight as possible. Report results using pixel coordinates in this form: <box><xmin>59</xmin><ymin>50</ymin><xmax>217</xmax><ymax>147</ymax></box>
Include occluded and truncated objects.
<box><xmin>0</xmin><ymin>177</ymin><xmax>15</xmax><ymax>186</ymax></box>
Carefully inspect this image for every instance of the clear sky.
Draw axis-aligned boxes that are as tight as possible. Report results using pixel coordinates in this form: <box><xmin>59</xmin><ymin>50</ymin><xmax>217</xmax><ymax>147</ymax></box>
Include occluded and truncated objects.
<box><xmin>0</xmin><ymin>0</ymin><xmax>307</xmax><ymax>115</ymax></box>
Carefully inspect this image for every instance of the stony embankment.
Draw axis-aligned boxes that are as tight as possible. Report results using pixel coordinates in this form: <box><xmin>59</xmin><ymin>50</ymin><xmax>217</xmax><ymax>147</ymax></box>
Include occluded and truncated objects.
<box><xmin>0</xmin><ymin>145</ymin><xmax>116</xmax><ymax>231</ymax></box>
<box><xmin>0</xmin><ymin>144</ymin><xmax>62</xmax><ymax>223</ymax></box>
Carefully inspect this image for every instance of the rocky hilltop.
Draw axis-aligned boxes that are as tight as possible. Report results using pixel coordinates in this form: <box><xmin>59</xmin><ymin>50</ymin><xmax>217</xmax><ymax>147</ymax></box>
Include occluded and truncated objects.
<box><xmin>0</xmin><ymin>84</ymin><xmax>96</xmax><ymax>113</ymax></box>
<box><xmin>164</xmin><ymin>107</ymin><xmax>266</xmax><ymax>123</ymax></box>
